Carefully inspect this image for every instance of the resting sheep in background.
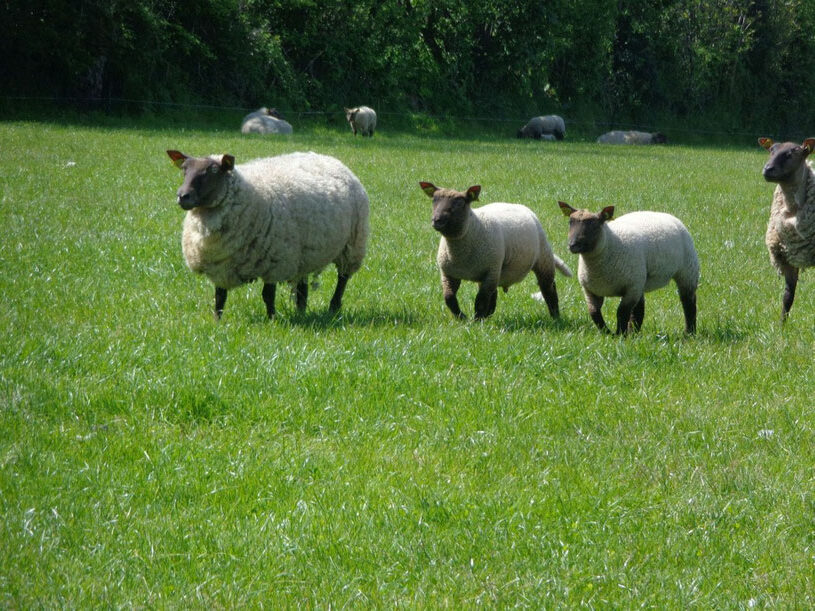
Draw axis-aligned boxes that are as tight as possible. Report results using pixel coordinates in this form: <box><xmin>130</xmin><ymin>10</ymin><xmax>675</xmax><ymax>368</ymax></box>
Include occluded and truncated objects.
<box><xmin>596</xmin><ymin>130</ymin><xmax>667</xmax><ymax>145</ymax></box>
<box><xmin>420</xmin><ymin>182</ymin><xmax>572</xmax><ymax>320</ymax></box>
<box><xmin>759</xmin><ymin>137</ymin><xmax>815</xmax><ymax>322</ymax></box>
<box><xmin>559</xmin><ymin>202</ymin><xmax>699</xmax><ymax>335</ymax></box>
<box><xmin>345</xmin><ymin>106</ymin><xmax>377</xmax><ymax>137</ymax></box>
<box><xmin>516</xmin><ymin>115</ymin><xmax>566</xmax><ymax>140</ymax></box>
<box><xmin>240</xmin><ymin>107</ymin><xmax>293</xmax><ymax>135</ymax></box>
<box><xmin>166</xmin><ymin>150</ymin><xmax>369</xmax><ymax>320</ymax></box>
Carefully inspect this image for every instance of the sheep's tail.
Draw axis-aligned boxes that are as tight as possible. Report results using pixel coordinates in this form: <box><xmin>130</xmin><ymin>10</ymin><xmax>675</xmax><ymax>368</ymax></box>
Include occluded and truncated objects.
<box><xmin>554</xmin><ymin>254</ymin><xmax>572</xmax><ymax>277</ymax></box>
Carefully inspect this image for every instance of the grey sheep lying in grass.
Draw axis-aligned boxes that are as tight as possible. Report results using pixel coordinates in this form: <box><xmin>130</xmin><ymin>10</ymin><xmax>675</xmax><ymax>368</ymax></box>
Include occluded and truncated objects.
<box><xmin>240</xmin><ymin>107</ymin><xmax>293</xmax><ymax>135</ymax></box>
<box><xmin>596</xmin><ymin>130</ymin><xmax>667</xmax><ymax>145</ymax></box>
<box><xmin>420</xmin><ymin>182</ymin><xmax>572</xmax><ymax>320</ymax></box>
<box><xmin>759</xmin><ymin>137</ymin><xmax>815</xmax><ymax>322</ymax></box>
<box><xmin>516</xmin><ymin>115</ymin><xmax>566</xmax><ymax>140</ymax></box>
<box><xmin>559</xmin><ymin>202</ymin><xmax>699</xmax><ymax>335</ymax></box>
<box><xmin>167</xmin><ymin>150</ymin><xmax>369</xmax><ymax>319</ymax></box>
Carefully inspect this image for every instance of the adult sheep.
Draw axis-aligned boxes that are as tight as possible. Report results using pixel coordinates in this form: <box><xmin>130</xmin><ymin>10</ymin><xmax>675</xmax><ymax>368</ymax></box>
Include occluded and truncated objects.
<box><xmin>240</xmin><ymin>107</ymin><xmax>293</xmax><ymax>135</ymax></box>
<box><xmin>559</xmin><ymin>202</ymin><xmax>699</xmax><ymax>335</ymax></box>
<box><xmin>420</xmin><ymin>182</ymin><xmax>572</xmax><ymax>320</ymax></box>
<box><xmin>345</xmin><ymin>106</ymin><xmax>377</xmax><ymax>137</ymax></box>
<box><xmin>516</xmin><ymin>115</ymin><xmax>565</xmax><ymax>140</ymax></box>
<box><xmin>596</xmin><ymin>130</ymin><xmax>667</xmax><ymax>145</ymax></box>
<box><xmin>759</xmin><ymin>137</ymin><xmax>815</xmax><ymax>322</ymax></box>
<box><xmin>166</xmin><ymin>150</ymin><xmax>369</xmax><ymax>320</ymax></box>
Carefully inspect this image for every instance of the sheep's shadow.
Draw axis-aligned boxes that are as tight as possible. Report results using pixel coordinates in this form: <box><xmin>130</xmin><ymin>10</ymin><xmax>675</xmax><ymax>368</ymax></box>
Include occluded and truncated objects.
<box><xmin>246</xmin><ymin>305</ymin><xmax>422</xmax><ymax>329</ymax></box>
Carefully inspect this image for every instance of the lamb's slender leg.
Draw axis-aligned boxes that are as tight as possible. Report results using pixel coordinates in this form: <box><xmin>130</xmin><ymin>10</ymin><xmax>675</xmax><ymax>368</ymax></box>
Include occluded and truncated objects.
<box><xmin>329</xmin><ymin>273</ymin><xmax>349</xmax><ymax>313</ymax></box>
<box><xmin>630</xmin><ymin>296</ymin><xmax>645</xmax><ymax>332</ymax></box>
<box><xmin>679</xmin><ymin>288</ymin><xmax>697</xmax><ymax>334</ymax></box>
<box><xmin>214</xmin><ymin>287</ymin><xmax>227</xmax><ymax>320</ymax></box>
<box><xmin>615</xmin><ymin>297</ymin><xmax>639</xmax><ymax>335</ymax></box>
<box><xmin>474</xmin><ymin>283</ymin><xmax>498</xmax><ymax>319</ymax></box>
<box><xmin>534</xmin><ymin>269</ymin><xmax>560</xmax><ymax>318</ymax></box>
<box><xmin>295</xmin><ymin>279</ymin><xmax>308</xmax><ymax>312</ymax></box>
<box><xmin>781</xmin><ymin>265</ymin><xmax>799</xmax><ymax>322</ymax></box>
<box><xmin>262</xmin><ymin>282</ymin><xmax>276</xmax><ymax>318</ymax></box>
<box><xmin>442</xmin><ymin>275</ymin><xmax>465</xmax><ymax>319</ymax></box>
<box><xmin>585</xmin><ymin>291</ymin><xmax>608</xmax><ymax>333</ymax></box>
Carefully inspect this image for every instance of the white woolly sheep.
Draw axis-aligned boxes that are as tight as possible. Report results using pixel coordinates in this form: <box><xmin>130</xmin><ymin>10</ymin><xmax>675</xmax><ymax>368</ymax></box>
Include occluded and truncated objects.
<box><xmin>345</xmin><ymin>106</ymin><xmax>377</xmax><ymax>137</ymax></box>
<box><xmin>596</xmin><ymin>130</ymin><xmax>667</xmax><ymax>145</ymax></box>
<box><xmin>516</xmin><ymin>115</ymin><xmax>565</xmax><ymax>140</ymax></box>
<box><xmin>419</xmin><ymin>182</ymin><xmax>572</xmax><ymax>320</ymax></box>
<box><xmin>759</xmin><ymin>137</ymin><xmax>815</xmax><ymax>322</ymax></box>
<box><xmin>240</xmin><ymin>107</ymin><xmax>293</xmax><ymax>135</ymax></box>
<box><xmin>166</xmin><ymin>150</ymin><xmax>369</xmax><ymax>319</ymax></box>
<box><xmin>559</xmin><ymin>202</ymin><xmax>699</xmax><ymax>335</ymax></box>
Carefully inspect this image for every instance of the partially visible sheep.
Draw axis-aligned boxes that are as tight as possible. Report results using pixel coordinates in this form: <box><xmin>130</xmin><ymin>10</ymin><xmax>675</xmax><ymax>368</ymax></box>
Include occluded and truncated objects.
<box><xmin>241</xmin><ymin>107</ymin><xmax>293</xmax><ymax>135</ymax></box>
<box><xmin>166</xmin><ymin>150</ymin><xmax>369</xmax><ymax>319</ymax></box>
<box><xmin>419</xmin><ymin>182</ymin><xmax>572</xmax><ymax>320</ymax></box>
<box><xmin>345</xmin><ymin>106</ymin><xmax>377</xmax><ymax>137</ymax></box>
<box><xmin>559</xmin><ymin>202</ymin><xmax>699</xmax><ymax>334</ymax></box>
<box><xmin>596</xmin><ymin>130</ymin><xmax>667</xmax><ymax>145</ymax></box>
<box><xmin>759</xmin><ymin>137</ymin><xmax>815</xmax><ymax>322</ymax></box>
<box><xmin>516</xmin><ymin>115</ymin><xmax>565</xmax><ymax>140</ymax></box>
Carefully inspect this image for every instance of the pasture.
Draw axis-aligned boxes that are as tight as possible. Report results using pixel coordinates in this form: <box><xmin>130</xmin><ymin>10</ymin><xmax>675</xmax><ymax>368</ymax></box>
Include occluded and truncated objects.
<box><xmin>1</xmin><ymin>118</ymin><xmax>813</xmax><ymax>606</ymax></box>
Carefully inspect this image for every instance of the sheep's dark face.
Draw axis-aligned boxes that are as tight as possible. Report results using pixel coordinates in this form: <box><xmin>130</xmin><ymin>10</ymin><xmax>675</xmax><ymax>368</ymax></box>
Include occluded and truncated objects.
<box><xmin>760</xmin><ymin>138</ymin><xmax>814</xmax><ymax>184</ymax></box>
<box><xmin>560</xmin><ymin>202</ymin><xmax>614</xmax><ymax>254</ymax></box>
<box><xmin>420</xmin><ymin>183</ymin><xmax>480</xmax><ymax>239</ymax></box>
<box><xmin>167</xmin><ymin>151</ymin><xmax>235</xmax><ymax>210</ymax></box>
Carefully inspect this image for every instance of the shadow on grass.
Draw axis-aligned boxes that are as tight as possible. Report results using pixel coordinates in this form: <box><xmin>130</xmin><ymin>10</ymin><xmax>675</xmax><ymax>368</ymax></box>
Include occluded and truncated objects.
<box><xmin>244</xmin><ymin>304</ymin><xmax>423</xmax><ymax>329</ymax></box>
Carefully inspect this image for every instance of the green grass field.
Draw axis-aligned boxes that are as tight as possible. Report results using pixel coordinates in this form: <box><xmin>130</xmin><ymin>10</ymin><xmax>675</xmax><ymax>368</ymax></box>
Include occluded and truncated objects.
<box><xmin>1</xmin><ymin>118</ymin><xmax>813</xmax><ymax>606</ymax></box>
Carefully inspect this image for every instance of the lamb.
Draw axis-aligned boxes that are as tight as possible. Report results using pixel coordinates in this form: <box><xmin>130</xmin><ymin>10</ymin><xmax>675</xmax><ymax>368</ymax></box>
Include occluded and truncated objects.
<box><xmin>240</xmin><ymin>107</ymin><xmax>293</xmax><ymax>135</ymax></box>
<box><xmin>596</xmin><ymin>130</ymin><xmax>667</xmax><ymax>145</ymax></box>
<box><xmin>516</xmin><ymin>115</ymin><xmax>565</xmax><ymax>140</ymax></box>
<box><xmin>759</xmin><ymin>137</ymin><xmax>815</xmax><ymax>322</ymax></box>
<box><xmin>419</xmin><ymin>182</ymin><xmax>572</xmax><ymax>320</ymax></box>
<box><xmin>166</xmin><ymin>150</ymin><xmax>369</xmax><ymax>319</ymax></box>
<box><xmin>558</xmin><ymin>202</ymin><xmax>699</xmax><ymax>335</ymax></box>
<box><xmin>345</xmin><ymin>106</ymin><xmax>377</xmax><ymax>137</ymax></box>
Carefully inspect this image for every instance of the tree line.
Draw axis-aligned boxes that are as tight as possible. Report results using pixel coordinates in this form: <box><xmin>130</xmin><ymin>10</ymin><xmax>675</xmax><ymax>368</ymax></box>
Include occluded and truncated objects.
<box><xmin>3</xmin><ymin>0</ymin><xmax>814</xmax><ymax>134</ymax></box>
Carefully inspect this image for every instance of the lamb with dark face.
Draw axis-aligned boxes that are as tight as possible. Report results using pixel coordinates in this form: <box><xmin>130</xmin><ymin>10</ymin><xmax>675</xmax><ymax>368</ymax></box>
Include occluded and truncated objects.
<box><xmin>420</xmin><ymin>182</ymin><xmax>571</xmax><ymax>320</ymax></box>
<box><xmin>759</xmin><ymin>137</ymin><xmax>815</xmax><ymax>322</ymax></box>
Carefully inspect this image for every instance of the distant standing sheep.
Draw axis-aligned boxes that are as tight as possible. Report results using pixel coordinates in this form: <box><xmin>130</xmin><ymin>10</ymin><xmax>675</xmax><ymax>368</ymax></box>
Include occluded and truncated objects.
<box><xmin>759</xmin><ymin>137</ymin><xmax>815</xmax><ymax>322</ymax></box>
<box><xmin>241</xmin><ymin>107</ymin><xmax>293</xmax><ymax>135</ymax></box>
<box><xmin>166</xmin><ymin>150</ymin><xmax>369</xmax><ymax>319</ymax></box>
<box><xmin>559</xmin><ymin>202</ymin><xmax>699</xmax><ymax>334</ymax></box>
<box><xmin>420</xmin><ymin>182</ymin><xmax>572</xmax><ymax>320</ymax></box>
<box><xmin>516</xmin><ymin>115</ymin><xmax>565</xmax><ymax>140</ymax></box>
<box><xmin>345</xmin><ymin>106</ymin><xmax>377</xmax><ymax>137</ymax></box>
<box><xmin>596</xmin><ymin>130</ymin><xmax>667</xmax><ymax>145</ymax></box>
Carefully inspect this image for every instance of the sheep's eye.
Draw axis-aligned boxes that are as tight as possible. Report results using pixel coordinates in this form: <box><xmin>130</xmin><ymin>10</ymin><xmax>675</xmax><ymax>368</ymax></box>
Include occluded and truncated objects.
<box><xmin>209</xmin><ymin>165</ymin><xmax>220</xmax><ymax>174</ymax></box>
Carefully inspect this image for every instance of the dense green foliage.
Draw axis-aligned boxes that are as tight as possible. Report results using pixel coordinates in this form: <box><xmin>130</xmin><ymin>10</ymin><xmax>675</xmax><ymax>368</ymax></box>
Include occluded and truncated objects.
<box><xmin>4</xmin><ymin>0</ymin><xmax>815</xmax><ymax>133</ymax></box>
<box><xmin>1</xmin><ymin>119</ymin><xmax>814</xmax><ymax>605</ymax></box>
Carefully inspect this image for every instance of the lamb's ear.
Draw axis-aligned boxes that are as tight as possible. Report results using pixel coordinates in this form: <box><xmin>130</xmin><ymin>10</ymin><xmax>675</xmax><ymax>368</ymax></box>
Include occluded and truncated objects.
<box><xmin>802</xmin><ymin>139</ymin><xmax>815</xmax><ymax>155</ymax></box>
<box><xmin>465</xmin><ymin>185</ymin><xmax>481</xmax><ymax>202</ymax></box>
<box><xmin>558</xmin><ymin>201</ymin><xmax>576</xmax><ymax>217</ymax></box>
<box><xmin>758</xmin><ymin>137</ymin><xmax>774</xmax><ymax>151</ymax></box>
<box><xmin>167</xmin><ymin>150</ymin><xmax>187</xmax><ymax>169</ymax></box>
<box><xmin>419</xmin><ymin>182</ymin><xmax>438</xmax><ymax>198</ymax></box>
<box><xmin>220</xmin><ymin>155</ymin><xmax>235</xmax><ymax>171</ymax></box>
<box><xmin>600</xmin><ymin>206</ymin><xmax>615</xmax><ymax>221</ymax></box>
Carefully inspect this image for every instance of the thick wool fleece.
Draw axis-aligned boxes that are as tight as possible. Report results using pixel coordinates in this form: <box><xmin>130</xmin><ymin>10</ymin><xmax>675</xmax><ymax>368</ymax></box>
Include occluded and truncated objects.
<box><xmin>596</xmin><ymin>131</ymin><xmax>657</xmax><ymax>145</ymax></box>
<box><xmin>766</xmin><ymin>160</ymin><xmax>815</xmax><ymax>272</ymax></box>
<box><xmin>182</xmin><ymin>152</ymin><xmax>369</xmax><ymax>290</ymax></box>
<box><xmin>240</xmin><ymin>109</ymin><xmax>293</xmax><ymax>134</ymax></box>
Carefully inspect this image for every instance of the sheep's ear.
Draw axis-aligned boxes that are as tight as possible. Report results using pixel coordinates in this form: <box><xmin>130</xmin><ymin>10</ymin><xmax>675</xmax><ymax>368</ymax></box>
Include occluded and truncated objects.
<box><xmin>802</xmin><ymin>139</ymin><xmax>815</xmax><ymax>155</ymax></box>
<box><xmin>167</xmin><ymin>150</ymin><xmax>187</xmax><ymax>169</ymax></box>
<box><xmin>600</xmin><ymin>206</ymin><xmax>615</xmax><ymax>221</ymax></box>
<box><xmin>465</xmin><ymin>185</ymin><xmax>481</xmax><ymax>202</ymax></box>
<box><xmin>220</xmin><ymin>155</ymin><xmax>235</xmax><ymax>171</ymax></box>
<box><xmin>419</xmin><ymin>182</ymin><xmax>437</xmax><ymax>197</ymax></box>
<box><xmin>558</xmin><ymin>201</ymin><xmax>576</xmax><ymax>217</ymax></box>
<box><xmin>758</xmin><ymin>138</ymin><xmax>774</xmax><ymax>151</ymax></box>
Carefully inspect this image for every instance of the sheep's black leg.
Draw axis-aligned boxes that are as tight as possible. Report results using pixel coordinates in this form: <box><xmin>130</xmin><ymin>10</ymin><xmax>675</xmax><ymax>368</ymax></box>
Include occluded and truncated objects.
<box><xmin>615</xmin><ymin>298</ymin><xmax>637</xmax><ymax>335</ymax></box>
<box><xmin>781</xmin><ymin>265</ymin><xmax>799</xmax><ymax>323</ymax></box>
<box><xmin>679</xmin><ymin>289</ymin><xmax>696</xmax><ymax>334</ymax></box>
<box><xmin>474</xmin><ymin>285</ymin><xmax>498</xmax><ymax>319</ymax></box>
<box><xmin>214</xmin><ymin>287</ymin><xmax>227</xmax><ymax>320</ymax></box>
<box><xmin>329</xmin><ymin>273</ymin><xmax>348</xmax><ymax>313</ymax></box>
<box><xmin>442</xmin><ymin>275</ymin><xmax>465</xmax><ymax>319</ymax></box>
<box><xmin>585</xmin><ymin>291</ymin><xmax>609</xmax><ymax>333</ymax></box>
<box><xmin>262</xmin><ymin>282</ymin><xmax>276</xmax><ymax>318</ymax></box>
<box><xmin>630</xmin><ymin>296</ymin><xmax>645</xmax><ymax>332</ymax></box>
<box><xmin>534</xmin><ymin>270</ymin><xmax>560</xmax><ymax>318</ymax></box>
<box><xmin>295</xmin><ymin>280</ymin><xmax>308</xmax><ymax>312</ymax></box>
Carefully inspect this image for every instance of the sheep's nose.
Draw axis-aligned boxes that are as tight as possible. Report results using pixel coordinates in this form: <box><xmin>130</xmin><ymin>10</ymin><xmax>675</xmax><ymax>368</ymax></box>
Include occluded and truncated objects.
<box><xmin>177</xmin><ymin>190</ymin><xmax>196</xmax><ymax>210</ymax></box>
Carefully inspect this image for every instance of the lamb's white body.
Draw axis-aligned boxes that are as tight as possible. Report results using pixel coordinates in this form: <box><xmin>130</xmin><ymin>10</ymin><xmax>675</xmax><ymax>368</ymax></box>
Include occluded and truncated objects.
<box><xmin>346</xmin><ymin>106</ymin><xmax>376</xmax><ymax>136</ymax></box>
<box><xmin>182</xmin><ymin>152</ymin><xmax>368</xmax><ymax>292</ymax></box>
<box><xmin>596</xmin><ymin>130</ymin><xmax>662</xmax><ymax>145</ymax></box>
<box><xmin>240</xmin><ymin>109</ymin><xmax>293</xmax><ymax>135</ymax></box>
